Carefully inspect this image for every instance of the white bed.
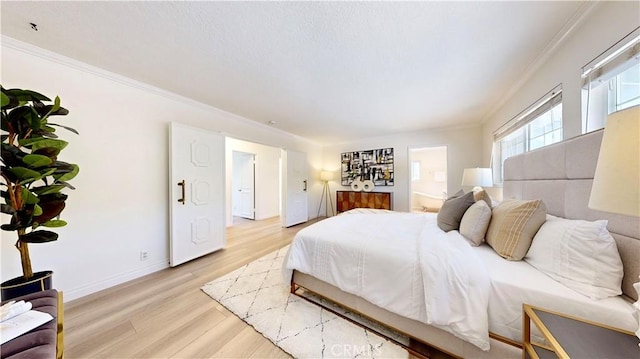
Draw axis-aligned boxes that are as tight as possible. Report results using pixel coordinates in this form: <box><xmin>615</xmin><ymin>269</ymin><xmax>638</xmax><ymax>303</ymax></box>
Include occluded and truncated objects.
<box><xmin>284</xmin><ymin>130</ymin><xmax>640</xmax><ymax>358</ymax></box>
<box><xmin>472</xmin><ymin>244</ymin><xmax>636</xmax><ymax>342</ymax></box>
<box><xmin>284</xmin><ymin>211</ymin><xmax>493</xmax><ymax>350</ymax></box>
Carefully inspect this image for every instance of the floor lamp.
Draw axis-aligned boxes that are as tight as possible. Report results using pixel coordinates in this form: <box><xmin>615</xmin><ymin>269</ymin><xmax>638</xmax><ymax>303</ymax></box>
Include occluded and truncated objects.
<box><xmin>317</xmin><ymin>170</ymin><xmax>335</xmax><ymax>218</ymax></box>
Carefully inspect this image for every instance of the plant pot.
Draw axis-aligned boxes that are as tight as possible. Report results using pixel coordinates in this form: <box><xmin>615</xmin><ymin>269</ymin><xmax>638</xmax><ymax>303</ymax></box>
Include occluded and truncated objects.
<box><xmin>1</xmin><ymin>271</ymin><xmax>53</xmax><ymax>301</ymax></box>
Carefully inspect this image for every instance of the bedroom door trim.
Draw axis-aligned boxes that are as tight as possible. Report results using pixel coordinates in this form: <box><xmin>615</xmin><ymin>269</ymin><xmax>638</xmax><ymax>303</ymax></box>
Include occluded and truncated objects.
<box><xmin>169</xmin><ymin>122</ymin><xmax>226</xmax><ymax>266</ymax></box>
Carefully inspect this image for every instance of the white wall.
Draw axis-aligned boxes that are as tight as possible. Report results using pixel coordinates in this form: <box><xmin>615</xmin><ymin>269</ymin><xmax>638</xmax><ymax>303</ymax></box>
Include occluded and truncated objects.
<box><xmin>322</xmin><ymin>125</ymin><xmax>483</xmax><ymax>212</ymax></box>
<box><xmin>482</xmin><ymin>2</ymin><xmax>640</xmax><ymax>164</ymax></box>
<box><xmin>226</xmin><ymin>138</ymin><xmax>281</xmax><ymax>224</ymax></box>
<box><xmin>0</xmin><ymin>37</ymin><xmax>322</xmax><ymax>301</ymax></box>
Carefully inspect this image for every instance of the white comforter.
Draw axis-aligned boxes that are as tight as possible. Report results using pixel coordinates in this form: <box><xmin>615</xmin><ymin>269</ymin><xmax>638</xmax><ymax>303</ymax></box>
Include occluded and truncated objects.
<box><xmin>282</xmin><ymin>212</ymin><xmax>491</xmax><ymax>350</ymax></box>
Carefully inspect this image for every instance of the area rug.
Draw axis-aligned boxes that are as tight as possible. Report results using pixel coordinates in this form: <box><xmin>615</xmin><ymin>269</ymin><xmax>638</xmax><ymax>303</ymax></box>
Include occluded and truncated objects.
<box><xmin>201</xmin><ymin>246</ymin><xmax>409</xmax><ymax>359</ymax></box>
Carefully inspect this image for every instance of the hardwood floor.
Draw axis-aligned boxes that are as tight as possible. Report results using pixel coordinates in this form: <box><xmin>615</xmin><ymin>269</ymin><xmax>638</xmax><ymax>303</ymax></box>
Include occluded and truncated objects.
<box><xmin>64</xmin><ymin>216</ymin><xmax>320</xmax><ymax>358</ymax></box>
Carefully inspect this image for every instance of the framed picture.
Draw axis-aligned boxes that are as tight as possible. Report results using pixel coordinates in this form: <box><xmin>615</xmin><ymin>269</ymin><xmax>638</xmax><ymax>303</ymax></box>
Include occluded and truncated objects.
<box><xmin>341</xmin><ymin>148</ymin><xmax>394</xmax><ymax>186</ymax></box>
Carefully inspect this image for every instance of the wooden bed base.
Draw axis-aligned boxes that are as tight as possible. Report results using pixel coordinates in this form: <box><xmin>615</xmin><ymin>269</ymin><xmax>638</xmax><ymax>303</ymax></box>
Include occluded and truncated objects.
<box><xmin>291</xmin><ymin>270</ymin><xmax>522</xmax><ymax>359</ymax></box>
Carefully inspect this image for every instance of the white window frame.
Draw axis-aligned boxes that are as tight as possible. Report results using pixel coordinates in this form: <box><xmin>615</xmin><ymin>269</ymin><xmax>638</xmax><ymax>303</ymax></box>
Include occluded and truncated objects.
<box><xmin>492</xmin><ymin>85</ymin><xmax>563</xmax><ymax>184</ymax></box>
<box><xmin>582</xmin><ymin>27</ymin><xmax>640</xmax><ymax>133</ymax></box>
<box><xmin>411</xmin><ymin>161</ymin><xmax>421</xmax><ymax>181</ymax></box>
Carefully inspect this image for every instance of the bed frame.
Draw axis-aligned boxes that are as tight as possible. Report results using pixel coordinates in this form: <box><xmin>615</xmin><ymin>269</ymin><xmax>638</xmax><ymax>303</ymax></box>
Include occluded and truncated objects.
<box><xmin>291</xmin><ymin>129</ymin><xmax>639</xmax><ymax>358</ymax></box>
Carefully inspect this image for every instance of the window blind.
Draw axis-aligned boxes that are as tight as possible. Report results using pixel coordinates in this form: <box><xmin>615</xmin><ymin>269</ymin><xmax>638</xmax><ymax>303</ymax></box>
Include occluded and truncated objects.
<box><xmin>582</xmin><ymin>27</ymin><xmax>640</xmax><ymax>86</ymax></box>
<box><xmin>492</xmin><ymin>84</ymin><xmax>562</xmax><ymax>141</ymax></box>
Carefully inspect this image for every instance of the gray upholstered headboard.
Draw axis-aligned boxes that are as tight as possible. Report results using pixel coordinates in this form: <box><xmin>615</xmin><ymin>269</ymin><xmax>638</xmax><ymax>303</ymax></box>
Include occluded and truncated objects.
<box><xmin>503</xmin><ymin>129</ymin><xmax>640</xmax><ymax>300</ymax></box>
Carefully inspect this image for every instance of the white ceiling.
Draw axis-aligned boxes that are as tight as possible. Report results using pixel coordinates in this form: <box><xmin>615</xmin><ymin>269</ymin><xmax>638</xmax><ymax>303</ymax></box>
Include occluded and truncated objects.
<box><xmin>1</xmin><ymin>1</ymin><xmax>587</xmax><ymax>143</ymax></box>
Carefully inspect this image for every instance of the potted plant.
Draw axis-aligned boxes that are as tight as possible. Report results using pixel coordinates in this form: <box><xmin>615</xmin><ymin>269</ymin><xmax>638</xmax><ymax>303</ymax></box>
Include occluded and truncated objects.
<box><xmin>1</xmin><ymin>85</ymin><xmax>79</xmax><ymax>300</ymax></box>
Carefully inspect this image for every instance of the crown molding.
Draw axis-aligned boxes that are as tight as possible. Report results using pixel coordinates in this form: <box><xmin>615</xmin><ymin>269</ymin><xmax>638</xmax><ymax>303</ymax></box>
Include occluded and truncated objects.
<box><xmin>1</xmin><ymin>35</ymin><xmax>312</xmax><ymax>144</ymax></box>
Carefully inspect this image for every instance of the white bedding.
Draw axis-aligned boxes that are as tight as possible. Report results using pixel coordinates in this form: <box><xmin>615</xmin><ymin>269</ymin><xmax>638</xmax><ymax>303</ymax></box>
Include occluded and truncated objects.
<box><xmin>472</xmin><ymin>244</ymin><xmax>636</xmax><ymax>342</ymax></box>
<box><xmin>283</xmin><ymin>212</ymin><xmax>492</xmax><ymax>350</ymax></box>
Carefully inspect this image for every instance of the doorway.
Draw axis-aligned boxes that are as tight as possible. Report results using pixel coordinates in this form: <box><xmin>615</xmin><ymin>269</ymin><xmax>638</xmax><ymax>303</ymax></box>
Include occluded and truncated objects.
<box><xmin>409</xmin><ymin>146</ymin><xmax>448</xmax><ymax>213</ymax></box>
<box><xmin>226</xmin><ymin>137</ymin><xmax>304</xmax><ymax>228</ymax></box>
<box><xmin>232</xmin><ymin>151</ymin><xmax>255</xmax><ymax>220</ymax></box>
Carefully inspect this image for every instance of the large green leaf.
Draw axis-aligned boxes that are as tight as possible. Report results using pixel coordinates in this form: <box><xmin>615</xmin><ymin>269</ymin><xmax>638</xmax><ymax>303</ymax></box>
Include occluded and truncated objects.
<box><xmin>55</xmin><ymin>164</ymin><xmax>79</xmax><ymax>182</ymax></box>
<box><xmin>29</xmin><ymin>138</ymin><xmax>68</xmax><ymax>152</ymax></box>
<box><xmin>49</xmin><ymin>96</ymin><xmax>61</xmax><ymax>116</ymax></box>
<box><xmin>1</xmin><ymin>143</ymin><xmax>27</xmax><ymax>167</ymax></box>
<box><xmin>21</xmin><ymin>188</ymin><xmax>40</xmax><ymax>204</ymax></box>
<box><xmin>4</xmin><ymin>89</ymin><xmax>50</xmax><ymax>102</ymax></box>
<box><xmin>33</xmin><ymin>147</ymin><xmax>61</xmax><ymax>158</ymax></box>
<box><xmin>32</xmin><ymin>193</ymin><xmax>66</xmax><ymax>224</ymax></box>
<box><xmin>1</xmin><ymin>87</ymin><xmax>19</xmax><ymax>110</ymax></box>
<box><xmin>1</xmin><ymin>166</ymin><xmax>19</xmax><ymax>184</ymax></box>
<box><xmin>33</xmin><ymin>99</ymin><xmax>68</xmax><ymax>117</ymax></box>
<box><xmin>17</xmin><ymin>137</ymin><xmax>47</xmax><ymax>147</ymax></box>
<box><xmin>22</xmin><ymin>154</ymin><xmax>53</xmax><ymax>168</ymax></box>
<box><xmin>38</xmin><ymin>168</ymin><xmax>56</xmax><ymax>178</ymax></box>
<box><xmin>36</xmin><ymin>131</ymin><xmax>59</xmax><ymax>139</ymax></box>
<box><xmin>19</xmin><ymin>230</ymin><xmax>58</xmax><ymax>243</ymax></box>
<box><xmin>33</xmin><ymin>203</ymin><xmax>43</xmax><ymax>217</ymax></box>
<box><xmin>56</xmin><ymin>181</ymin><xmax>75</xmax><ymax>190</ymax></box>
<box><xmin>48</xmin><ymin>123</ymin><xmax>79</xmax><ymax>135</ymax></box>
<box><xmin>6</xmin><ymin>106</ymin><xmax>31</xmax><ymax>131</ymax></box>
<box><xmin>28</xmin><ymin>108</ymin><xmax>41</xmax><ymax>129</ymax></box>
<box><xmin>2</xmin><ymin>205</ymin><xmax>35</xmax><ymax>231</ymax></box>
<box><xmin>42</xmin><ymin>219</ymin><xmax>67</xmax><ymax>228</ymax></box>
<box><xmin>31</xmin><ymin>184</ymin><xmax>65</xmax><ymax>196</ymax></box>
<box><xmin>1</xmin><ymin>223</ymin><xmax>20</xmax><ymax>231</ymax></box>
<box><xmin>9</xmin><ymin>167</ymin><xmax>42</xmax><ymax>181</ymax></box>
<box><xmin>1</xmin><ymin>92</ymin><xmax>9</xmax><ymax>107</ymax></box>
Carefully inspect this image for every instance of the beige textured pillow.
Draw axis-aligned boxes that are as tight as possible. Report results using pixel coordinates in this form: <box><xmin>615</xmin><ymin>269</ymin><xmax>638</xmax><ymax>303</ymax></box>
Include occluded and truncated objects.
<box><xmin>460</xmin><ymin>200</ymin><xmax>492</xmax><ymax>246</ymax></box>
<box><xmin>486</xmin><ymin>199</ymin><xmax>546</xmax><ymax>260</ymax></box>
<box><xmin>473</xmin><ymin>190</ymin><xmax>492</xmax><ymax>208</ymax></box>
<box><xmin>437</xmin><ymin>191</ymin><xmax>475</xmax><ymax>232</ymax></box>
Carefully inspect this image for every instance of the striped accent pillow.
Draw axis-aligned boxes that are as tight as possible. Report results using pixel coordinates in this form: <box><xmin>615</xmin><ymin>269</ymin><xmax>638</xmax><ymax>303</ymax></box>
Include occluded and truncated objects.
<box><xmin>486</xmin><ymin>199</ymin><xmax>546</xmax><ymax>260</ymax></box>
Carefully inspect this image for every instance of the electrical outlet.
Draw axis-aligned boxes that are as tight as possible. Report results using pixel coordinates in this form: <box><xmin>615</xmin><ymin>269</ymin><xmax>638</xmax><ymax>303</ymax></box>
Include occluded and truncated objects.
<box><xmin>140</xmin><ymin>251</ymin><xmax>149</xmax><ymax>261</ymax></box>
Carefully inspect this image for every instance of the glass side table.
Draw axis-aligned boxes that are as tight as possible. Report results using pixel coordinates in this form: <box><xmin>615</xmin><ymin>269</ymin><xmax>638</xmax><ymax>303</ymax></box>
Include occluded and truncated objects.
<box><xmin>522</xmin><ymin>304</ymin><xmax>639</xmax><ymax>359</ymax></box>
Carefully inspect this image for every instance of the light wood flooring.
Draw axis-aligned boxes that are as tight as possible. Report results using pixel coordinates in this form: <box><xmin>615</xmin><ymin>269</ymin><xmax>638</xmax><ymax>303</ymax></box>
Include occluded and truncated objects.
<box><xmin>64</xmin><ymin>216</ymin><xmax>320</xmax><ymax>358</ymax></box>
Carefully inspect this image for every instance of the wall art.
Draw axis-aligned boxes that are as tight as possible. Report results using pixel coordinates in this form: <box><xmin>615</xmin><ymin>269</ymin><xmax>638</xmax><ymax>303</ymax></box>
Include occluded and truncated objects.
<box><xmin>341</xmin><ymin>148</ymin><xmax>394</xmax><ymax>186</ymax></box>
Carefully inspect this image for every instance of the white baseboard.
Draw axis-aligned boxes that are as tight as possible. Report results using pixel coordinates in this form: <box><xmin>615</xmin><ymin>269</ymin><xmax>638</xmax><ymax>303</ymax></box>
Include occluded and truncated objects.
<box><xmin>63</xmin><ymin>261</ymin><xmax>168</xmax><ymax>302</ymax></box>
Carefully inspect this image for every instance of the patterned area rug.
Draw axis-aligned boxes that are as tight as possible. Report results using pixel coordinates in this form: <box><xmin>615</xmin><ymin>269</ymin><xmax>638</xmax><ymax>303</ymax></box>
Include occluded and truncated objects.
<box><xmin>201</xmin><ymin>246</ymin><xmax>409</xmax><ymax>359</ymax></box>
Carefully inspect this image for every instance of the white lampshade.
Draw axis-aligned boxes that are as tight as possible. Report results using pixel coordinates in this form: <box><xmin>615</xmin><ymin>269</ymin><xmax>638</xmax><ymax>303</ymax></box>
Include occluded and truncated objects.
<box><xmin>589</xmin><ymin>106</ymin><xmax>640</xmax><ymax>216</ymax></box>
<box><xmin>461</xmin><ymin>168</ymin><xmax>493</xmax><ymax>188</ymax></box>
<box><xmin>320</xmin><ymin>170</ymin><xmax>333</xmax><ymax>182</ymax></box>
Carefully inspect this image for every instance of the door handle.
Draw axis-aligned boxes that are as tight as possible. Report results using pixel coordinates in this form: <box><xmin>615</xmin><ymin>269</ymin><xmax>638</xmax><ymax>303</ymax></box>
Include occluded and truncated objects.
<box><xmin>303</xmin><ymin>180</ymin><xmax>307</xmax><ymax>192</ymax></box>
<box><xmin>178</xmin><ymin>180</ymin><xmax>185</xmax><ymax>205</ymax></box>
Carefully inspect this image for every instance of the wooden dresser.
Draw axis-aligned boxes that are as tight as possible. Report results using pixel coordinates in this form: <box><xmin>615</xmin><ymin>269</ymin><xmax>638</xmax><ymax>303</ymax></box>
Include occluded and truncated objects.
<box><xmin>336</xmin><ymin>191</ymin><xmax>393</xmax><ymax>213</ymax></box>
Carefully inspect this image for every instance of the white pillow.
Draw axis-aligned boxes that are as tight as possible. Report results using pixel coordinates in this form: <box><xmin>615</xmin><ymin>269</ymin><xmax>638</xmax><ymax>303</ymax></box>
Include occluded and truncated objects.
<box><xmin>525</xmin><ymin>215</ymin><xmax>623</xmax><ymax>299</ymax></box>
<box><xmin>459</xmin><ymin>200</ymin><xmax>492</xmax><ymax>246</ymax></box>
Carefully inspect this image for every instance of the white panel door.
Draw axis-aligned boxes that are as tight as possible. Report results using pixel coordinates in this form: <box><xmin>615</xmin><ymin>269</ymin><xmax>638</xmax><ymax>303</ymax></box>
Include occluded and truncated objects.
<box><xmin>233</xmin><ymin>151</ymin><xmax>255</xmax><ymax>219</ymax></box>
<box><xmin>170</xmin><ymin>122</ymin><xmax>225</xmax><ymax>267</ymax></box>
<box><xmin>282</xmin><ymin>150</ymin><xmax>308</xmax><ymax>227</ymax></box>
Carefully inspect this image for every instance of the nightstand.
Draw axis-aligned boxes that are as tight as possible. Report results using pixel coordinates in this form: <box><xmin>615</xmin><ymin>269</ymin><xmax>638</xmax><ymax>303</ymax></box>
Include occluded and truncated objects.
<box><xmin>522</xmin><ymin>304</ymin><xmax>639</xmax><ymax>359</ymax></box>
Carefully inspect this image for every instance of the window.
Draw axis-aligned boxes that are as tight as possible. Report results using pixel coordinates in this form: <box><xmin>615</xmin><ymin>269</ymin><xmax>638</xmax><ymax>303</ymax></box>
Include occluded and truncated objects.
<box><xmin>492</xmin><ymin>86</ymin><xmax>563</xmax><ymax>184</ymax></box>
<box><xmin>582</xmin><ymin>28</ymin><xmax>640</xmax><ymax>133</ymax></box>
<box><xmin>411</xmin><ymin>161</ymin><xmax>421</xmax><ymax>181</ymax></box>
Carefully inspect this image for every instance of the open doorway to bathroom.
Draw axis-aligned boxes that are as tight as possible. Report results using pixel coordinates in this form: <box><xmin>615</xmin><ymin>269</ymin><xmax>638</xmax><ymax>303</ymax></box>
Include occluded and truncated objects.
<box><xmin>409</xmin><ymin>146</ymin><xmax>447</xmax><ymax>213</ymax></box>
